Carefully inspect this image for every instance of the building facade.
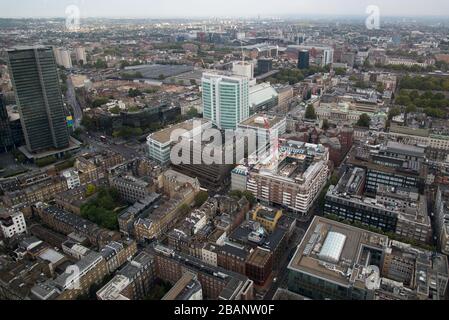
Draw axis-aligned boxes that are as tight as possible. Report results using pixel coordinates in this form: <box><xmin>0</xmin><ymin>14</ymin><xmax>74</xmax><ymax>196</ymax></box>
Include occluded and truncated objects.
<box><xmin>7</xmin><ymin>47</ymin><xmax>69</xmax><ymax>153</ymax></box>
<box><xmin>202</xmin><ymin>73</ymin><xmax>250</xmax><ymax>130</ymax></box>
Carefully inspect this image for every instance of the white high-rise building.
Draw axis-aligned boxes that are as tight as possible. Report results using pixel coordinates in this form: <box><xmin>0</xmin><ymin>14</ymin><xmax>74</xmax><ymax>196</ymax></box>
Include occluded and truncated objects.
<box><xmin>74</xmin><ymin>47</ymin><xmax>87</xmax><ymax>65</ymax></box>
<box><xmin>53</xmin><ymin>48</ymin><xmax>73</xmax><ymax>69</ymax></box>
<box><xmin>202</xmin><ymin>73</ymin><xmax>250</xmax><ymax>130</ymax></box>
<box><xmin>232</xmin><ymin>61</ymin><xmax>254</xmax><ymax>80</ymax></box>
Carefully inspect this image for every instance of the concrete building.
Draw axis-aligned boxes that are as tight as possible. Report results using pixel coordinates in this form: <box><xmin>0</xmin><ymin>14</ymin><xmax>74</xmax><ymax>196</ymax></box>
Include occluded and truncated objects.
<box><xmin>325</xmin><ymin>167</ymin><xmax>431</xmax><ymax>244</ymax></box>
<box><xmin>61</xmin><ymin>169</ymin><xmax>81</xmax><ymax>190</ymax></box>
<box><xmin>202</xmin><ymin>73</ymin><xmax>250</xmax><ymax>130</ymax></box>
<box><xmin>147</xmin><ymin>118</ymin><xmax>212</xmax><ymax>165</ymax></box>
<box><xmin>162</xmin><ymin>272</ymin><xmax>203</xmax><ymax>300</ymax></box>
<box><xmin>248</xmin><ymin>83</ymin><xmax>279</xmax><ymax>113</ymax></box>
<box><xmin>348</xmin><ymin>142</ymin><xmax>426</xmax><ymax>195</ymax></box>
<box><xmin>237</xmin><ymin>113</ymin><xmax>286</xmax><ymax>155</ymax></box>
<box><xmin>232</xmin><ymin>61</ymin><xmax>254</xmax><ymax>80</ymax></box>
<box><xmin>387</xmin><ymin>124</ymin><xmax>449</xmax><ymax>160</ymax></box>
<box><xmin>239</xmin><ymin>141</ymin><xmax>330</xmax><ymax>216</ymax></box>
<box><xmin>109</xmin><ymin>175</ymin><xmax>153</xmax><ymax>204</ymax></box>
<box><xmin>74</xmin><ymin>47</ymin><xmax>87</xmax><ymax>65</ymax></box>
<box><xmin>0</xmin><ymin>210</ymin><xmax>27</xmax><ymax>239</ymax></box>
<box><xmin>287</xmin><ymin>216</ymin><xmax>448</xmax><ymax>300</ymax></box>
<box><xmin>53</xmin><ymin>48</ymin><xmax>72</xmax><ymax>69</ymax></box>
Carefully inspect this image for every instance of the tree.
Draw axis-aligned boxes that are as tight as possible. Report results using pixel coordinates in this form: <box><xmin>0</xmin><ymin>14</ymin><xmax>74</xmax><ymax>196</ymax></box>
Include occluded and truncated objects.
<box><xmin>92</xmin><ymin>97</ymin><xmax>109</xmax><ymax>108</ymax></box>
<box><xmin>356</xmin><ymin>113</ymin><xmax>371</xmax><ymax>128</ymax></box>
<box><xmin>388</xmin><ymin>107</ymin><xmax>401</xmax><ymax>120</ymax></box>
<box><xmin>405</xmin><ymin>104</ymin><xmax>417</xmax><ymax>114</ymax></box>
<box><xmin>194</xmin><ymin>191</ymin><xmax>209</xmax><ymax>207</ymax></box>
<box><xmin>305</xmin><ymin>105</ymin><xmax>317</xmax><ymax>120</ymax></box>
<box><xmin>242</xmin><ymin>191</ymin><xmax>256</xmax><ymax>205</ymax></box>
<box><xmin>334</xmin><ymin>67</ymin><xmax>346</xmax><ymax>76</ymax></box>
<box><xmin>186</xmin><ymin>107</ymin><xmax>199</xmax><ymax>119</ymax></box>
<box><xmin>109</xmin><ymin>106</ymin><xmax>120</xmax><ymax>114</ymax></box>
<box><xmin>376</xmin><ymin>82</ymin><xmax>385</xmax><ymax>94</ymax></box>
<box><xmin>80</xmin><ymin>187</ymin><xmax>122</xmax><ymax>230</ymax></box>
<box><xmin>95</xmin><ymin>59</ymin><xmax>107</xmax><ymax>69</ymax></box>
<box><xmin>229</xmin><ymin>190</ymin><xmax>243</xmax><ymax>199</ymax></box>
<box><xmin>179</xmin><ymin>204</ymin><xmax>190</xmax><ymax>216</ymax></box>
<box><xmin>322</xmin><ymin>119</ymin><xmax>330</xmax><ymax>130</ymax></box>
<box><xmin>128</xmin><ymin>88</ymin><xmax>143</xmax><ymax>98</ymax></box>
<box><xmin>85</xmin><ymin>184</ymin><xmax>96</xmax><ymax>197</ymax></box>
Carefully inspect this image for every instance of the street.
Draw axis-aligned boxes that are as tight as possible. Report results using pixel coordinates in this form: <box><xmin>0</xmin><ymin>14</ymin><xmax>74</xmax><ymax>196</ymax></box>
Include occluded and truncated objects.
<box><xmin>80</xmin><ymin>131</ymin><xmax>142</xmax><ymax>160</ymax></box>
<box><xmin>66</xmin><ymin>77</ymin><xmax>83</xmax><ymax>129</ymax></box>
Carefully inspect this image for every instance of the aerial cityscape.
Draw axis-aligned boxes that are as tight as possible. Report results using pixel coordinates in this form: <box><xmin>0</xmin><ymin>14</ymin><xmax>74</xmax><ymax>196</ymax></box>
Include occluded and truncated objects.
<box><xmin>1</xmin><ymin>0</ymin><xmax>449</xmax><ymax>308</ymax></box>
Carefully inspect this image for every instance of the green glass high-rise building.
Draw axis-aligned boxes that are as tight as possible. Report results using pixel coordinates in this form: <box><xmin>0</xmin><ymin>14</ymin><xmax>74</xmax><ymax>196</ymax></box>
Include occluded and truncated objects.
<box><xmin>7</xmin><ymin>46</ymin><xmax>69</xmax><ymax>153</ymax></box>
<box><xmin>0</xmin><ymin>93</ymin><xmax>14</xmax><ymax>152</ymax></box>
<box><xmin>202</xmin><ymin>73</ymin><xmax>250</xmax><ymax>130</ymax></box>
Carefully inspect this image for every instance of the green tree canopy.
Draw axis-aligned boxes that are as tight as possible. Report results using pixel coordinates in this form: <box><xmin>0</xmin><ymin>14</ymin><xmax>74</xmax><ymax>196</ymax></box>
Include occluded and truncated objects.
<box><xmin>356</xmin><ymin>113</ymin><xmax>371</xmax><ymax>128</ymax></box>
<box><xmin>305</xmin><ymin>105</ymin><xmax>317</xmax><ymax>120</ymax></box>
<box><xmin>194</xmin><ymin>191</ymin><xmax>209</xmax><ymax>207</ymax></box>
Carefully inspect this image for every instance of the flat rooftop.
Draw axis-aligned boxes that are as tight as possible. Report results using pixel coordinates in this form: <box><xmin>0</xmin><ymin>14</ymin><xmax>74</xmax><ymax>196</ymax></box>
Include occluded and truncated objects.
<box><xmin>124</xmin><ymin>64</ymin><xmax>194</xmax><ymax>79</ymax></box>
<box><xmin>239</xmin><ymin>113</ymin><xmax>285</xmax><ymax>130</ymax></box>
<box><xmin>385</xmin><ymin>141</ymin><xmax>425</xmax><ymax>158</ymax></box>
<box><xmin>19</xmin><ymin>137</ymin><xmax>82</xmax><ymax>160</ymax></box>
<box><xmin>148</xmin><ymin>118</ymin><xmax>210</xmax><ymax>144</ymax></box>
<box><xmin>288</xmin><ymin>216</ymin><xmax>388</xmax><ymax>288</ymax></box>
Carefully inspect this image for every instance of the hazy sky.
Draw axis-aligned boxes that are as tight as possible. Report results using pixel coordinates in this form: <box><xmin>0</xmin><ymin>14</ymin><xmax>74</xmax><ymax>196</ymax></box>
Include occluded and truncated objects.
<box><xmin>2</xmin><ymin>0</ymin><xmax>449</xmax><ymax>18</ymax></box>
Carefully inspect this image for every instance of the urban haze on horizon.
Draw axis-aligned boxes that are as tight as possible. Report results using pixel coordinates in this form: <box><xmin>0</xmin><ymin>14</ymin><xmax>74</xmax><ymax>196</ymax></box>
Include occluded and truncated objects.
<box><xmin>2</xmin><ymin>0</ymin><xmax>449</xmax><ymax>18</ymax></box>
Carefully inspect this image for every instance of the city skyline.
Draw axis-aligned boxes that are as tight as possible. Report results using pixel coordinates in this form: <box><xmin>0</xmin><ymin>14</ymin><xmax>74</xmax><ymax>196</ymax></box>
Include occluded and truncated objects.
<box><xmin>1</xmin><ymin>0</ymin><xmax>449</xmax><ymax>306</ymax></box>
<box><xmin>2</xmin><ymin>0</ymin><xmax>449</xmax><ymax>18</ymax></box>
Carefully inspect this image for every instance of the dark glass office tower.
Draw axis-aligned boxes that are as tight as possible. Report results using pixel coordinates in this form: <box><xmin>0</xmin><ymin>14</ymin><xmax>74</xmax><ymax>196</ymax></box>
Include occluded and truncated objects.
<box><xmin>257</xmin><ymin>58</ymin><xmax>273</xmax><ymax>74</ymax></box>
<box><xmin>7</xmin><ymin>46</ymin><xmax>69</xmax><ymax>153</ymax></box>
<box><xmin>298</xmin><ymin>50</ymin><xmax>310</xmax><ymax>70</ymax></box>
<box><xmin>0</xmin><ymin>93</ymin><xmax>14</xmax><ymax>152</ymax></box>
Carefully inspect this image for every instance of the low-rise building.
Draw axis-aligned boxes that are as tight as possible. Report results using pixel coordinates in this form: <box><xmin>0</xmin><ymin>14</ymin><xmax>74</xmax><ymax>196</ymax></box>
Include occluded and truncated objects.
<box><xmin>245</xmin><ymin>247</ymin><xmax>273</xmax><ymax>286</ymax></box>
<box><xmin>109</xmin><ymin>175</ymin><xmax>155</xmax><ymax>204</ymax></box>
<box><xmin>61</xmin><ymin>169</ymin><xmax>81</xmax><ymax>190</ymax></box>
<box><xmin>0</xmin><ymin>210</ymin><xmax>27</xmax><ymax>239</ymax></box>
<box><xmin>150</xmin><ymin>244</ymin><xmax>254</xmax><ymax>300</ymax></box>
<box><xmin>33</xmin><ymin>203</ymin><xmax>121</xmax><ymax>247</ymax></box>
<box><xmin>162</xmin><ymin>272</ymin><xmax>203</xmax><ymax>300</ymax></box>
<box><xmin>97</xmin><ymin>251</ymin><xmax>156</xmax><ymax>300</ymax></box>
<box><xmin>251</xmin><ymin>206</ymin><xmax>283</xmax><ymax>233</ymax></box>
<box><xmin>31</xmin><ymin>251</ymin><xmax>109</xmax><ymax>300</ymax></box>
